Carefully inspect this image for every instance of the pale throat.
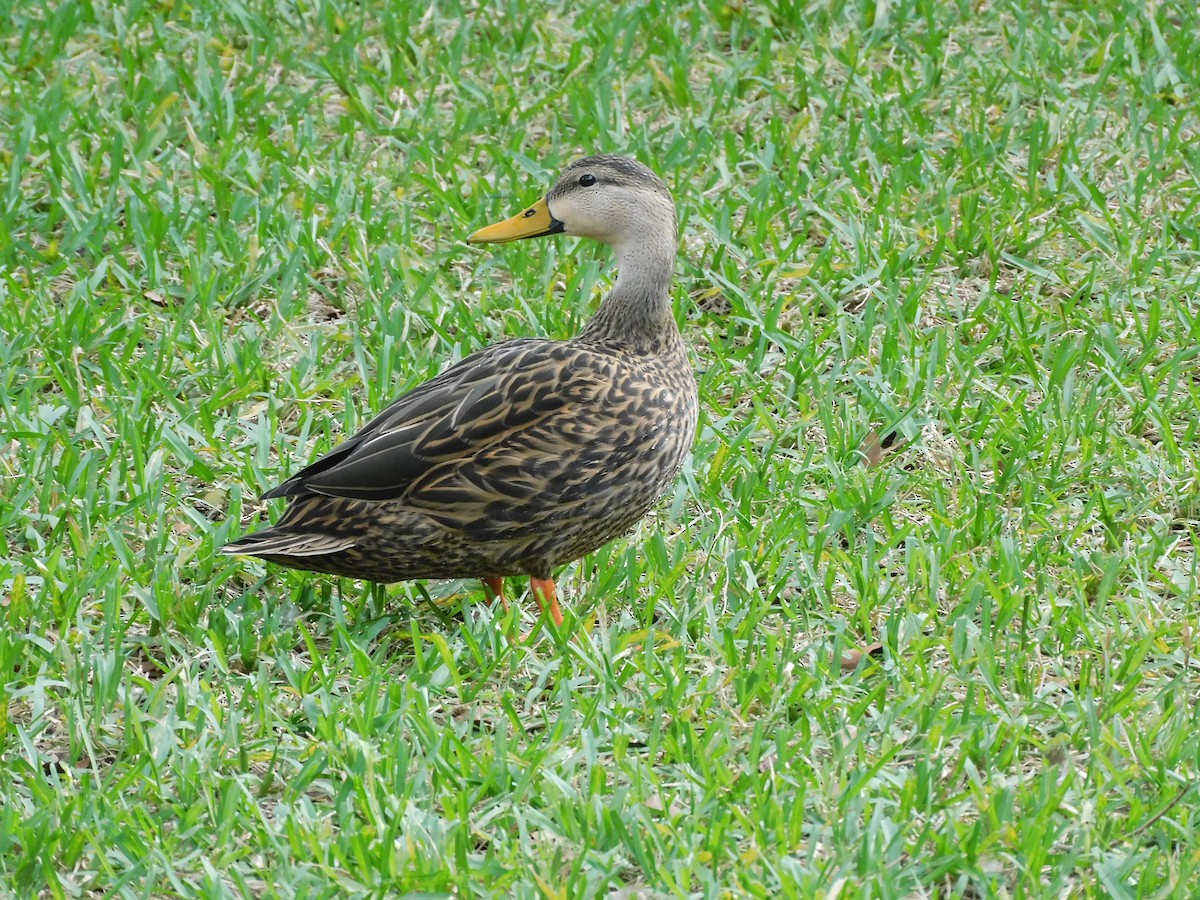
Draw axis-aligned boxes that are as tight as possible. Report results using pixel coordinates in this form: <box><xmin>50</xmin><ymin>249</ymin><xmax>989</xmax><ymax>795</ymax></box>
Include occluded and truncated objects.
<box><xmin>581</xmin><ymin>228</ymin><xmax>679</xmax><ymax>349</ymax></box>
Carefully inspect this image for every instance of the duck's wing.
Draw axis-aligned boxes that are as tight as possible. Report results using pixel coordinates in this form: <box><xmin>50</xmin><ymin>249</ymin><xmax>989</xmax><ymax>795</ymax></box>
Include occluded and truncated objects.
<box><xmin>261</xmin><ymin>338</ymin><xmax>632</xmax><ymax>509</ymax></box>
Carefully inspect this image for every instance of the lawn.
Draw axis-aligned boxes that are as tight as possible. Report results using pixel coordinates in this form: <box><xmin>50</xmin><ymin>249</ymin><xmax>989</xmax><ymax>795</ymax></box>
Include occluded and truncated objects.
<box><xmin>2</xmin><ymin>0</ymin><xmax>1199</xmax><ymax>896</ymax></box>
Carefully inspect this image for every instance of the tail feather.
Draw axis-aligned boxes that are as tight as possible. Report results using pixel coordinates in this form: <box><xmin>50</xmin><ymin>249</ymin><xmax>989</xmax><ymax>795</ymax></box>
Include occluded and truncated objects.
<box><xmin>221</xmin><ymin>529</ymin><xmax>358</xmax><ymax>558</ymax></box>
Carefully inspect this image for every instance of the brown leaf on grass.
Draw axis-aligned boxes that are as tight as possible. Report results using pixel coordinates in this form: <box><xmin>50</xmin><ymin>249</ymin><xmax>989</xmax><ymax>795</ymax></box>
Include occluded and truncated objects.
<box><xmin>643</xmin><ymin>792</ymin><xmax>687</xmax><ymax>817</ymax></box>
<box><xmin>840</xmin><ymin>642</ymin><xmax>884</xmax><ymax>671</ymax></box>
<box><xmin>860</xmin><ymin>430</ymin><xmax>885</xmax><ymax>468</ymax></box>
<box><xmin>758</xmin><ymin>747</ymin><xmax>777</xmax><ymax>773</ymax></box>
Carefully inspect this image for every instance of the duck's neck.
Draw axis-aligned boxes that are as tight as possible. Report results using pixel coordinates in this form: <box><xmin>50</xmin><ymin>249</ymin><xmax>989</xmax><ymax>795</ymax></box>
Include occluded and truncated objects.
<box><xmin>579</xmin><ymin>236</ymin><xmax>680</xmax><ymax>355</ymax></box>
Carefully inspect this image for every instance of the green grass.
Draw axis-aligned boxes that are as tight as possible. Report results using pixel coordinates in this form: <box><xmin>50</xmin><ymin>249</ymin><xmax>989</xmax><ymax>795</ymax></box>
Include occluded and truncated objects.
<box><xmin>2</xmin><ymin>0</ymin><xmax>1199</xmax><ymax>895</ymax></box>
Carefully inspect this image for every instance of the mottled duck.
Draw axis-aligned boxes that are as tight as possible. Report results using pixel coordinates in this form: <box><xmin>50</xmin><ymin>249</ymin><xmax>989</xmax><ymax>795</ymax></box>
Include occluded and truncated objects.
<box><xmin>221</xmin><ymin>156</ymin><xmax>698</xmax><ymax>626</ymax></box>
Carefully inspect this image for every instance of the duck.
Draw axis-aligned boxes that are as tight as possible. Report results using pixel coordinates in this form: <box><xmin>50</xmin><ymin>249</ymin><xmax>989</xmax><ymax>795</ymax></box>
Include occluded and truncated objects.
<box><xmin>221</xmin><ymin>156</ymin><xmax>698</xmax><ymax>626</ymax></box>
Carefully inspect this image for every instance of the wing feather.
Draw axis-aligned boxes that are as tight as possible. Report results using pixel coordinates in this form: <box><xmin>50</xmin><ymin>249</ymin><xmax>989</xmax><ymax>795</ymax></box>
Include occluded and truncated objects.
<box><xmin>263</xmin><ymin>339</ymin><xmax>627</xmax><ymax>511</ymax></box>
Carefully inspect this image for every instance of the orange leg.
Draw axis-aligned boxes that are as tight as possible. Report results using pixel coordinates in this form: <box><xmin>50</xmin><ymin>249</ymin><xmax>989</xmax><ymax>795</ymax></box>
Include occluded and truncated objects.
<box><xmin>530</xmin><ymin>576</ymin><xmax>564</xmax><ymax>627</ymax></box>
<box><xmin>481</xmin><ymin>576</ymin><xmax>509</xmax><ymax>612</ymax></box>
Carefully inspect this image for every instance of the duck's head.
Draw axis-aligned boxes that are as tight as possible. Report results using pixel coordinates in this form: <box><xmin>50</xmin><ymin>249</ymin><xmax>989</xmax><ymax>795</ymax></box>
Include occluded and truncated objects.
<box><xmin>468</xmin><ymin>155</ymin><xmax>676</xmax><ymax>252</ymax></box>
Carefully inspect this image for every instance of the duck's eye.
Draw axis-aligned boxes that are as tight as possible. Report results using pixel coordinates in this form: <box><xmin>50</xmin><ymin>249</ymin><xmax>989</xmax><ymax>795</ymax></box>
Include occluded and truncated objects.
<box><xmin>579</xmin><ymin>174</ymin><xmax>596</xmax><ymax>187</ymax></box>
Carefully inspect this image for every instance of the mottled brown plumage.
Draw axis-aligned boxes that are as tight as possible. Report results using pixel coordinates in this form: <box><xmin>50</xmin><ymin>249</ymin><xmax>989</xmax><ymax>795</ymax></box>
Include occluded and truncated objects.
<box><xmin>221</xmin><ymin>156</ymin><xmax>697</xmax><ymax>624</ymax></box>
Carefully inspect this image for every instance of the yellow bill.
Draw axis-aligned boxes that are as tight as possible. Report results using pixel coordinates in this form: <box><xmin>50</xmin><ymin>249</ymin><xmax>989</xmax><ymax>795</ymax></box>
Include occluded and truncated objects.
<box><xmin>468</xmin><ymin>197</ymin><xmax>565</xmax><ymax>244</ymax></box>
